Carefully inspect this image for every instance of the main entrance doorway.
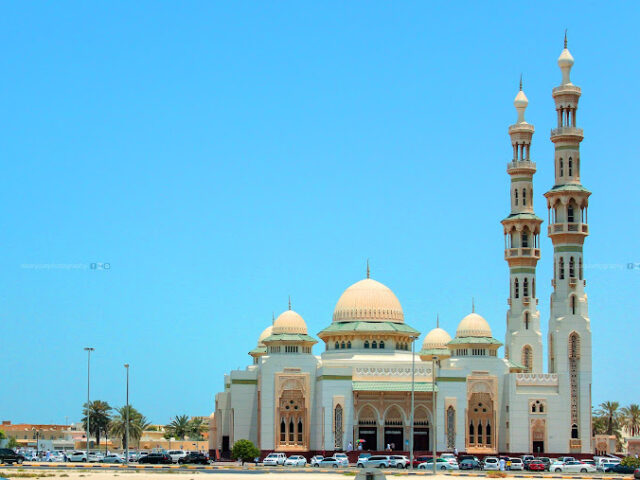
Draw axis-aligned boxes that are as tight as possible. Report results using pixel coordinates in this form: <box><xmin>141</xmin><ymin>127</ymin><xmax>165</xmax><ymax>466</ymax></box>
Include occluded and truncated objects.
<box><xmin>413</xmin><ymin>427</ymin><xmax>430</xmax><ymax>451</ymax></box>
<box><xmin>358</xmin><ymin>427</ymin><xmax>377</xmax><ymax>449</ymax></box>
<box><xmin>533</xmin><ymin>441</ymin><xmax>544</xmax><ymax>453</ymax></box>
<box><xmin>384</xmin><ymin>428</ymin><xmax>403</xmax><ymax>450</ymax></box>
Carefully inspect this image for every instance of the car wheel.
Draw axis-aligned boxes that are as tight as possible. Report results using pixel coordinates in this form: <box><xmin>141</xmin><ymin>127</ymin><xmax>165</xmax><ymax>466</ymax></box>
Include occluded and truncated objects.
<box><xmin>18</xmin><ymin>459</ymin><xmax>24</xmax><ymax>465</ymax></box>
<box><xmin>581</xmin><ymin>469</ymin><xmax>587</xmax><ymax>473</ymax></box>
<box><xmin>83</xmin><ymin>459</ymin><xmax>87</xmax><ymax>463</ymax></box>
<box><xmin>441</xmin><ymin>466</ymin><xmax>447</xmax><ymax>471</ymax></box>
<box><xmin>555</xmin><ymin>468</ymin><xmax>562</xmax><ymax>472</ymax></box>
<box><xmin>333</xmin><ymin>464</ymin><xmax>338</xmax><ymax>468</ymax></box>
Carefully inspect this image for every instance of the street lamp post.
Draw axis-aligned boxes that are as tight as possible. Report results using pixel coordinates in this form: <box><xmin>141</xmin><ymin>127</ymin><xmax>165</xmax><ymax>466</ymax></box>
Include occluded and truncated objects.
<box><xmin>32</xmin><ymin>428</ymin><xmax>40</xmax><ymax>458</ymax></box>
<box><xmin>409</xmin><ymin>337</ymin><xmax>416</xmax><ymax>470</ymax></box>
<box><xmin>84</xmin><ymin>347</ymin><xmax>95</xmax><ymax>458</ymax></box>
<box><xmin>124</xmin><ymin>364</ymin><xmax>130</xmax><ymax>465</ymax></box>
<box><xmin>432</xmin><ymin>355</ymin><xmax>439</xmax><ymax>475</ymax></box>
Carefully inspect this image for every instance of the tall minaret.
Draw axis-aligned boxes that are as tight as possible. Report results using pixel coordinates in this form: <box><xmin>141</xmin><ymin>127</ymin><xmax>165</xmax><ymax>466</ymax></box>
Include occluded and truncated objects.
<box><xmin>544</xmin><ymin>35</ymin><xmax>592</xmax><ymax>454</ymax></box>
<box><xmin>501</xmin><ymin>78</ymin><xmax>543</xmax><ymax>373</ymax></box>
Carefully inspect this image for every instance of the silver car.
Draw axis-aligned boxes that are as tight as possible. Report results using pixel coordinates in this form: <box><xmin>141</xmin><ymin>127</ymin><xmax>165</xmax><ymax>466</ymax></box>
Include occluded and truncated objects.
<box><xmin>317</xmin><ymin>457</ymin><xmax>341</xmax><ymax>468</ymax></box>
<box><xmin>357</xmin><ymin>455</ymin><xmax>391</xmax><ymax>468</ymax></box>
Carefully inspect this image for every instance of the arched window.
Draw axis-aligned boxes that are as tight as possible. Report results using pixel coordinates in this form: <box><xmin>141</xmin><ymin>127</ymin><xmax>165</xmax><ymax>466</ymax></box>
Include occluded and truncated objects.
<box><xmin>347</xmin><ymin>341</ymin><xmax>351</xmax><ymax>349</ymax></box>
<box><xmin>524</xmin><ymin>312</ymin><xmax>529</xmax><ymax>330</ymax></box>
<box><xmin>298</xmin><ymin>418</ymin><xmax>303</xmax><ymax>443</ymax></box>
<box><xmin>280</xmin><ymin>418</ymin><xmax>286</xmax><ymax>442</ymax></box>
<box><xmin>514</xmin><ymin>278</ymin><xmax>519</xmax><ymax>298</ymax></box>
<box><xmin>334</xmin><ymin>342</ymin><xmax>339</xmax><ymax>350</ymax></box>
<box><xmin>515</xmin><ymin>189</ymin><xmax>518</xmax><ymax>206</ymax></box>
<box><xmin>477</xmin><ymin>421</ymin><xmax>483</xmax><ymax>444</ymax></box>
<box><xmin>523</xmin><ymin>278</ymin><xmax>529</xmax><ymax>297</ymax></box>
<box><xmin>568</xmin><ymin>205</ymin><xmax>575</xmax><ymax>223</ymax></box>
<box><xmin>379</xmin><ymin>340</ymin><xmax>385</xmax><ymax>349</ymax></box>
<box><xmin>569</xmin><ymin>257</ymin><xmax>575</xmax><ymax>277</ymax></box>
<box><xmin>522</xmin><ymin>345</ymin><xmax>533</xmax><ymax>372</ymax></box>
<box><xmin>571</xmin><ymin>296</ymin><xmax>576</xmax><ymax>315</ymax></box>
<box><xmin>523</xmin><ymin>188</ymin><xmax>527</xmax><ymax>206</ymax></box>
<box><xmin>579</xmin><ymin>258</ymin><xmax>583</xmax><ymax>280</ymax></box>
<box><xmin>364</xmin><ymin>340</ymin><xmax>370</xmax><ymax>349</ymax></box>
<box><xmin>532</xmin><ymin>278</ymin><xmax>536</xmax><ymax>298</ymax></box>
<box><xmin>531</xmin><ymin>403</ymin><xmax>536</xmax><ymax>413</ymax></box>
<box><xmin>522</xmin><ymin>232</ymin><xmax>529</xmax><ymax>247</ymax></box>
<box><xmin>539</xmin><ymin>404</ymin><xmax>544</xmax><ymax>413</ymax></box>
<box><xmin>485</xmin><ymin>421</ymin><xmax>492</xmax><ymax>445</ymax></box>
<box><xmin>333</xmin><ymin>405</ymin><xmax>342</xmax><ymax>449</ymax></box>
<box><xmin>341</xmin><ymin>341</ymin><xmax>346</xmax><ymax>349</ymax></box>
<box><xmin>559</xmin><ymin>257</ymin><xmax>565</xmax><ymax>279</ymax></box>
<box><xmin>571</xmin><ymin>424</ymin><xmax>579</xmax><ymax>439</ymax></box>
<box><xmin>372</xmin><ymin>341</ymin><xmax>378</xmax><ymax>349</ymax></box>
<box><xmin>289</xmin><ymin>418</ymin><xmax>295</xmax><ymax>442</ymax></box>
<box><xmin>469</xmin><ymin>421</ymin><xmax>475</xmax><ymax>444</ymax></box>
<box><xmin>560</xmin><ymin>158</ymin><xmax>564</xmax><ymax>177</ymax></box>
<box><xmin>568</xmin><ymin>157</ymin><xmax>573</xmax><ymax>176</ymax></box>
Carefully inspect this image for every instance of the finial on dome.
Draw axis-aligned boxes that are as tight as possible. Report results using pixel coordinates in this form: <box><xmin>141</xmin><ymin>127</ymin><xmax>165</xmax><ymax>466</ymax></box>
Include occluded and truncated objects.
<box><xmin>437</xmin><ymin>314</ymin><xmax>440</xmax><ymax>328</ymax></box>
<box><xmin>288</xmin><ymin>296</ymin><xmax>291</xmax><ymax>310</ymax></box>
<box><xmin>472</xmin><ymin>297</ymin><xmax>475</xmax><ymax>313</ymax></box>
<box><xmin>564</xmin><ymin>29</ymin><xmax>568</xmax><ymax>49</ymax></box>
<box><xmin>558</xmin><ymin>29</ymin><xmax>575</xmax><ymax>85</ymax></box>
<box><xmin>272</xmin><ymin>312</ymin><xmax>275</xmax><ymax>325</ymax></box>
<box><xmin>513</xmin><ymin>77</ymin><xmax>529</xmax><ymax>123</ymax></box>
<box><xmin>366</xmin><ymin>259</ymin><xmax>370</xmax><ymax>279</ymax></box>
<box><xmin>519</xmin><ymin>73</ymin><xmax>523</xmax><ymax>92</ymax></box>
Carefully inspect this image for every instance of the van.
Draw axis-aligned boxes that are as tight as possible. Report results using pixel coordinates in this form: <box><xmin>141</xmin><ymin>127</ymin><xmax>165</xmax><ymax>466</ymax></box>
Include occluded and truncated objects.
<box><xmin>263</xmin><ymin>452</ymin><xmax>286</xmax><ymax>466</ymax></box>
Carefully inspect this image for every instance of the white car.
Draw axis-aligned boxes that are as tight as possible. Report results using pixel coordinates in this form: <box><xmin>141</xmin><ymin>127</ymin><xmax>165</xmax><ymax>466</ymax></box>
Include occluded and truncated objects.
<box><xmin>263</xmin><ymin>452</ymin><xmax>286</xmax><ymax>466</ymax></box>
<box><xmin>390</xmin><ymin>455</ymin><xmax>410</xmax><ymax>468</ymax></box>
<box><xmin>101</xmin><ymin>454</ymin><xmax>125</xmax><ymax>464</ymax></box>
<box><xmin>553</xmin><ymin>461</ymin><xmax>596</xmax><ymax>473</ymax></box>
<box><xmin>482</xmin><ymin>457</ymin><xmax>500</xmax><ymax>470</ymax></box>
<box><xmin>67</xmin><ymin>451</ymin><xmax>88</xmax><ymax>462</ymax></box>
<box><xmin>167</xmin><ymin>450</ymin><xmax>188</xmax><ymax>463</ymax></box>
<box><xmin>310</xmin><ymin>455</ymin><xmax>323</xmax><ymax>467</ymax></box>
<box><xmin>334</xmin><ymin>453</ymin><xmax>349</xmax><ymax>466</ymax></box>
<box><xmin>509</xmin><ymin>458</ymin><xmax>524</xmax><ymax>470</ymax></box>
<box><xmin>419</xmin><ymin>458</ymin><xmax>459</xmax><ymax>470</ymax></box>
<box><xmin>441</xmin><ymin>453</ymin><xmax>457</xmax><ymax>463</ymax></box>
<box><xmin>284</xmin><ymin>455</ymin><xmax>307</xmax><ymax>466</ymax></box>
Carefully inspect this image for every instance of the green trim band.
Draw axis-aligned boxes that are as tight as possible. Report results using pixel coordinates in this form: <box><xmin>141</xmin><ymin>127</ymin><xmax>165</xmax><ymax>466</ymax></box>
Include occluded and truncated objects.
<box><xmin>510</xmin><ymin>177</ymin><xmax>531</xmax><ymax>183</ymax></box>
<box><xmin>510</xmin><ymin>267</ymin><xmax>536</xmax><ymax>273</ymax></box>
<box><xmin>231</xmin><ymin>379</ymin><xmax>258</xmax><ymax>385</ymax></box>
<box><xmin>317</xmin><ymin>375</ymin><xmax>352</xmax><ymax>381</ymax></box>
<box><xmin>555</xmin><ymin>145</ymin><xmax>579</xmax><ymax>151</ymax></box>
<box><xmin>555</xmin><ymin>246</ymin><xmax>583</xmax><ymax>252</ymax></box>
<box><xmin>436</xmin><ymin>377</ymin><xmax>466</xmax><ymax>383</ymax></box>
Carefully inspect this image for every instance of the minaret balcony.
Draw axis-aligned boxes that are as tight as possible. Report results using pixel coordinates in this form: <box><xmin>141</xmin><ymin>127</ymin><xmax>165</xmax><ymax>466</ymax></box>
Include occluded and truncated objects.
<box><xmin>548</xmin><ymin>222</ymin><xmax>589</xmax><ymax>235</ymax></box>
<box><xmin>550</xmin><ymin>126</ymin><xmax>583</xmax><ymax>139</ymax></box>
<box><xmin>507</xmin><ymin>160</ymin><xmax>536</xmax><ymax>173</ymax></box>
<box><xmin>505</xmin><ymin>247</ymin><xmax>541</xmax><ymax>260</ymax></box>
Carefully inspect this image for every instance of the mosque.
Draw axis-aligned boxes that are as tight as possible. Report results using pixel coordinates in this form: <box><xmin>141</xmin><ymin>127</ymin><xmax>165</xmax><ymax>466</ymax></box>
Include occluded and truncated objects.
<box><xmin>210</xmin><ymin>39</ymin><xmax>592</xmax><ymax>456</ymax></box>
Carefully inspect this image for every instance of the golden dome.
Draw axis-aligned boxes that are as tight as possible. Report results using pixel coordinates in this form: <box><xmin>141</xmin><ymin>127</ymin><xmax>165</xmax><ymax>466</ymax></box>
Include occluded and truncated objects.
<box><xmin>332</xmin><ymin>278</ymin><xmax>404</xmax><ymax>323</ymax></box>
<box><xmin>422</xmin><ymin>327</ymin><xmax>452</xmax><ymax>350</ymax></box>
<box><xmin>273</xmin><ymin>309</ymin><xmax>308</xmax><ymax>334</ymax></box>
<box><xmin>456</xmin><ymin>313</ymin><xmax>492</xmax><ymax>338</ymax></box>
<box><xmin>257</xmin><ymin>325</ymin><xmax>274</xmax><ymax>346</ymax></box>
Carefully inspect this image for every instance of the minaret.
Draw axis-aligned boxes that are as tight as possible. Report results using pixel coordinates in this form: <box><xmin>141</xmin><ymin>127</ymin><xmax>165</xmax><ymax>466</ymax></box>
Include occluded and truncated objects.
<box><xmin>501</xmin><ymin>78</ymin><xmax>543</xmax><ymax>373</ymax></box>
<box><xmin>544</xmin><ymin>36</ymin><xmax>592</xmax><ymax>454</ymax></box>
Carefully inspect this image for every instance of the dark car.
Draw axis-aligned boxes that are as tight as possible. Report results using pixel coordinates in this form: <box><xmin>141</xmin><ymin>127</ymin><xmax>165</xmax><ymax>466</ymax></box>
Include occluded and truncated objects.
<box><xmin>527</xmin><ymin>461</ymin><xmax>546</xmax><ymax>471</ymax></box>
<box><xmin>612</xmin><ymin>464</ymin><xmax>636</xmax><ymax>474</ymax></box>
<box><xmin>178</xmin><ymin>452</ymin><xmax>210</xmax><ymax>465</ymax></box>
<box><xmin>0</xmin><ymin>448</ymin><xmax>25</xmax><ymax>465</ymax></box>
<box><xmin>138</xmin><ymin>453</ymin><xmax>172</xmax><ymax>464</ymax></box>
<box><xmin>634</xmin><ymin>467</ymin><xmax>640</xmax><ymax>479</ymax></box>
<box><xmin>460</xmin><ymin>459</ymin><xmax>481</xmax><ymax>470</ymax></box>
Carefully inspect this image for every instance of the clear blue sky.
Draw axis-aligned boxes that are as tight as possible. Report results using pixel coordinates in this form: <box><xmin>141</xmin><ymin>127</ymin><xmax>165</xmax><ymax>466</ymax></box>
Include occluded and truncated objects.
<box><xmin>1</xmin><ymin>1</ymin><xmax>638</xmax><ymax>425</ymax></box>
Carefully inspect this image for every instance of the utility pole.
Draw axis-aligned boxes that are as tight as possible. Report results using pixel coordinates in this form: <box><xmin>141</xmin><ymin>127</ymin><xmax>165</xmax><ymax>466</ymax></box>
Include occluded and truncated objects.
<box><xmin>84</xmin><ymin>347</ymin><xmax>95</xmax><ymax>458</ymax></box>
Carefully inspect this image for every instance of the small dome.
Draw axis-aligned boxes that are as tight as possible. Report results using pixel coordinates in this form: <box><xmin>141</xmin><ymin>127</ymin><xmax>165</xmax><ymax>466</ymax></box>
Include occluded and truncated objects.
<box><xmin>273</xmin><ymin>309</ymin><xmax>308</xmax><ymax>335</ymax></box>
<box><xmin>333</xmin><ymin>278</ymin><xmax>404</xmax><ymax>323</ymax></box>
<box><xmin>257</xmin><ymin>325</ymin><xmax>274</xmax><ymax>346</ymax></box>
<box><xmin>558</xmin><ymin>48</ymin><xmax>574</xmax><ymax>68</ymax></box>
<box><xmin>422</xmin><ymin>327</ymin><xmax>452</xmax><ymax>350</ymax></box>
<box><xmin>514</xmin><ymin>89</ymin><xmax>528</xmax><ymax>109</ymax></box>
<box><xmin>456</xmin><ymin>313</ymin><xmax>492</xmax><ymax>338</ymax></box>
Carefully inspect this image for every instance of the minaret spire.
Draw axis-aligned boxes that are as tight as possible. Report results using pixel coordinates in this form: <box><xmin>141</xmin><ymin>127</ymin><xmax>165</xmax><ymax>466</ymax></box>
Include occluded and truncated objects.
<box><xmin>366</xmin><ymin>259</ymin><xmax>370</xmax><ymax>279</ymax></box>
<box><xmin>272</xmin><ymin>312</ymin><xmax>275</xmax><ymax>325</ymax></box>
<box><xmin>471</xmin><ymin>298</ymin><xmax>475</xmax><ymax>313</ymax></box>
<box><xmin>437</xmin><ymin>314</ymin><xmax>440</xmax><ymax>328</ymax></box>
<box><xmin>519</xmin><ymin>73</ymin><xmax>523</xmax><ymax>91</ymax></box>
<box><xmin>288</xmin><ymin>296</ymin><xmax>291</xmax><ymax>310</ymax></box>
<box><xmin>564</xmin><ymin>29</ymin><xmax>568</xmax><ymax>49</ymax></box>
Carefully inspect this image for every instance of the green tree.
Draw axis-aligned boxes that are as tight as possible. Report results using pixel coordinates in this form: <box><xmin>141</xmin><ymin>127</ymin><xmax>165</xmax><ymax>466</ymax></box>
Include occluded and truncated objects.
<box><xmin>231</xmin><ymin>439</ymin><xmax>259</xmax><ymax>466</ymax></box>
<box><xmin>81</xmin><ymin>400</ymin><xmax>112</xmax><ymax>450</ymax></box>
<box><xmin>6</xmin><ymin>436</ymin><xmax>19</xmax><ymax>449</ymax></box>
<box><xmin>110</xmin><ymin>405</ymin><xmax>147</xmax><ymax>450</ymax></box>
<box><xmin>188</xmin><ymin>417</ymin><xmax>207</xmax><ymax>440</ymax></box>
<box><xmin>621</xmin><ymin>404</ymin><xmax>640</xmax><ymax>437</ymax></box>
<box><xmin>621</xmin><ymin>457</ymin><xmax>640</xmax><ymax>468</ymax></box>
<box><xmin>595</xmin><ymin>401</ymin><xmax>621</xmax><ymax>436</ymax></box>
<box><xmin>0</xmin><ymin>430</ymin><xmax>6</xmax><ymax>440</ymax></box>
<box><xmin>165</xmin><ymin>415</ymin><xmax>191</xmax><ymax>440</ymax></box>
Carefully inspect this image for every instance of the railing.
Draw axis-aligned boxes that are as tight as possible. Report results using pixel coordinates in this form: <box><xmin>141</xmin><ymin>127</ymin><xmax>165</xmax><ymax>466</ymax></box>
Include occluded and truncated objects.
<box><xmin>515</xmin><ymin>373</ymin><xmax>559</xmax><ymax>386</ymax></box>
<box><xmin>506</xmin><ymin>160</ymin><xmax>537</xmax><ymax>171</ymax></box>
<box><xmin>552</xmin><ymin>85</ymin><xmax>582</xmax><ymax>95</ymax></box>
<box><xmin>548</xmin><ymin>223</ymin><xmax>589</xmax><ymax>235</ymax></box>
<box><xmin>551</xmin><ymin>126</ymin><xmax>584</xmax><ymax>137</ymax></box>
<box><xmin>508</xmin><ymin>123</ymin><xmax>535</xmax><ymax>133</ymax></box>
<box><xmin>505</xmin><ymin>247</ymin><xmax>541</xmax><ymax>259</ymax></box>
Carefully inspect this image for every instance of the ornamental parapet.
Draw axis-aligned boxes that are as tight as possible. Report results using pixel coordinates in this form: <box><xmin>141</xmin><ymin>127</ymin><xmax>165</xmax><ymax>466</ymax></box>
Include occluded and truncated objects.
<box><xmin>508</xmin><ymin>123</ymin><xmax>535</xmax><ymax>134</ymax></box>
<box><xmin>504</xmin><ymin>247</ymin><xmax>541</xmax><ymax>260</ymax></box>
<box><xmin>515</xmin><ymin>373</ymin><xmax>558</xmax><ymax>386</ymax></box>
<box><xmin>548</xmin><ymin>222</ymin><xmax>589</xmax><ymax>235</ymax></box>
<box><xmin>552</xmin><ymin>84</ymin><xmax>582</xmax><ymax>96</ymax></box>
<box><xmin>507</xmin><ymin>160</ymin><xmax>536</xmax><ymax>173</ymax></box>
<box><xmin>550</xmin><ymin>126</ymin><xmax>584</xmax><ymax>139</ymax></box>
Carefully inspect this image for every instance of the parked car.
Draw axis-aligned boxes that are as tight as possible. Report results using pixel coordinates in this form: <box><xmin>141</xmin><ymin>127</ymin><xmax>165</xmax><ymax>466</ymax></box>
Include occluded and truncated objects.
<box><xmin>557</xmin><ymin>456</ymin><xmax>576</xmax><ymax>463</ymax></box>
<box><xmin>597</xmin><ymin>462</ymin><xmax>619</xmax><ymax>472</ymax></box>
<box><xmin>533</xmin><ymin>457</ymin><xmax>551</xmax><ymax>471</ymax></box>
<box><xmin>483</xmin><ymin>457</ymin><xmax>500</xmax><ymax>470</ymax></box>
<box><xmin>613</xmin><ymin>464</ymin><xmax>636</xmax><ymax>474</ymax></box>
<box><xmin>47</xmin><ymin>452</ymin><xmax>66</xmax><ymax>462</ymax></box>
<box><xmin>441</xmin><ymin>453</ymin><xmax>457</xmax><ymax>462</ymax></box>
<box><xmin>357</xmin><ymin>453</ymin><xmax>371</xmax><ymax>463</ymax></box>
<box><xmin>310</xmin><ymin>455</ymin><xmax>323</xmax><ymax>467</ymax></box>
<box><xmin>138</xmin><ymin>453</ymin><xmax>172</xmax><ymax>464</ymax></box>
<box><xmin>0</xmin><ymin>448</ymin><xmax>25</xmax><ymax>465</ymax></box>
<box><xmin>553</xmin><ymin>461</ymin><xmax>596</xmax><ymax>473</ymax></box>
<box><xmin>334</xmin><ymin>453</ymin><xmax>349</xmax><ymax>466</ymax></box>
<box><xmin>167</xmin><ymin>450</ymin><xmax>188</xmax><ymax>463</ymax></box>
<box><xmin>90</xmin><ymin>452</ymin><xmax>104</xmax><ymax>462</ymax></box>
<box><xmin>412</xmin><ymin>455</ymin><xmax>432</xmax><ymax>468</ymax></box>
<box><xmin>460</xmin><ymin>459</ymin><xmax>481</xmax><ymax>470</ymax></box>
<box><xmin>178</xmin><ymin>452</ymin><xmax>209</xmax><ymax>465</ymax></box>
<box><xmin>527</xmin><ymin>461</ymin><xmax>546</xmax><ymax>471</ymax></box>
<box><xmin>419</xmin><ymin>458</ymin><xmax>459</xmax><ymax>470</ymax></box>
<box><xmin>389</xmin><ymin>455</ymin><xmax>410</xmax><ymax>469</ymax></box>
<box><xmin>67</xmin><ymin>451</ymin><xmax>88</xmax><ymax>462</ymax></box>
<box><xmin>357</xmin><ymin>455</ymin><xmax>391</xmax><ymax>468</ymax></box>
<box><xmin>509</xmin><ymin>458</ymin><xmax>524</xmax><ymax>470</ymax></box>
<box><xmin>317</xmin><ymin>457</ymin><xmax>340</xmax><ymax>468</ymax></box>
<box><xmin>101</xmin><ymin>454</ymin><xmax>125</xmax><ymax>464</ymax></box>
<box><xmin>634</xmin><ymin>467</ymin><xmax>640</xmax><ymax>479</ymax></box>
<box><xmin>284</xmin><ymin>455</ymin><xmax>307</xmax><ymax>467</ymax></box>
<box><xmin>263</xmin><ymin>452</ymin><xmax>286</xmax><ymax>466</ymax></box>
<box><xmin>128</xmin><ymin>452</ymin><xmax>140</xmax><ymax>462</ymax></box>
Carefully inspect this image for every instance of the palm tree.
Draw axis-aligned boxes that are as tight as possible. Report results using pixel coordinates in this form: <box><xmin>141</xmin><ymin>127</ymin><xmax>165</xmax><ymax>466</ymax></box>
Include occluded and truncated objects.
<box><xmin>134</xmin><ymin>416</ymin><xmax>152</xmax><ymax>449</ymax></box>
<box><xmin>595</xmin><ymin>401</ymin><xmax>621</xmax><ymax>436</ymax></box>
<box><xmin>110</xmin><ymin>405</ymin><xmax>145</xmax><ymax>450</ymax></box>
<box><xmin>82</xmin><ymin>400</ymin><xmax>112</xmax><ymax>450</ymax></box>
<box><xmin>621</xmin><ymin>404</ymin><xmax>640</xmax><ymax>437</ymax></box>
<box><xmin>165</xmin><ymin>415</ymin><xmax>191</xmax><ymax>440</ymax></box>
<box><xmin>188</xmin><ymin>417</ymin><xmax>207</xmax><ymax>440</ymax></box>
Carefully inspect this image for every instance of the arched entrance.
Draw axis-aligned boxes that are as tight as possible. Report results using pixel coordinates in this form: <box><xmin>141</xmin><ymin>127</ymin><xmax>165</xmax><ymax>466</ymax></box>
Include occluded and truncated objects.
<box><xmin>413</xmin><ymin>407</ymin><xmax>430</xmax><ymax>451</ymax></box>
<box><xmin>384</xmin><ymin>405</ymin><xmax>404</xmax><ymax>451</ymax></box>
<box><xmin>357</xmin><ymin>405</ymin><xmax>378</xmax><ymax>450</ymax></box>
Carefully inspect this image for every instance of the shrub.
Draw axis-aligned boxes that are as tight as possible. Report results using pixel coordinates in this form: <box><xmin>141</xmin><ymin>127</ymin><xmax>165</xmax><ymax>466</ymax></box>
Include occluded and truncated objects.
<box><xmin>231</xmin><ymin>439</ymin><xmax>260</xmax><ymax>466</ymax></box>
<box><xmin>621</xmin><ymin>457</ymin><xmax>640</xmax><ymax>468</ymax></box>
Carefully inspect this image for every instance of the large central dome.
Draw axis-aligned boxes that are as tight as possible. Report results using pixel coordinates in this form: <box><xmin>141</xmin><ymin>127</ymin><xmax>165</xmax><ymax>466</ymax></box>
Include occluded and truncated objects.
<box><xmin>332</xmin><ymin>278</ymin><xmax>404</xmax><ymax>323</ymax></box>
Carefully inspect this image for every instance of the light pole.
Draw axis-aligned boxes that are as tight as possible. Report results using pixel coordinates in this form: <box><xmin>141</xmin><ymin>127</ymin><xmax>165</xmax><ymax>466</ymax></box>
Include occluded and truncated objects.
<box><xmin>432</xmin><ymin>355</ymin><xmax>439</xmax><ymax>475</ymax></box>
<box><xmin>32</xmin><ymin>428</ymin><xmax>40</xmax><ymax>458</ymax></box>
<box><xmin>84</xmin><ymin>347</ymin><xmax>95</xmax><ymax>458</ymax></box>
<box><xmin>124</xmin><ymin>364</ymin><xmax>130</xmax><ymax>465</ymax></box>
<box><xmin>409</xmin><ymin>336</ymin><xmax>416</xmax><ymax>470</ymax></box>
